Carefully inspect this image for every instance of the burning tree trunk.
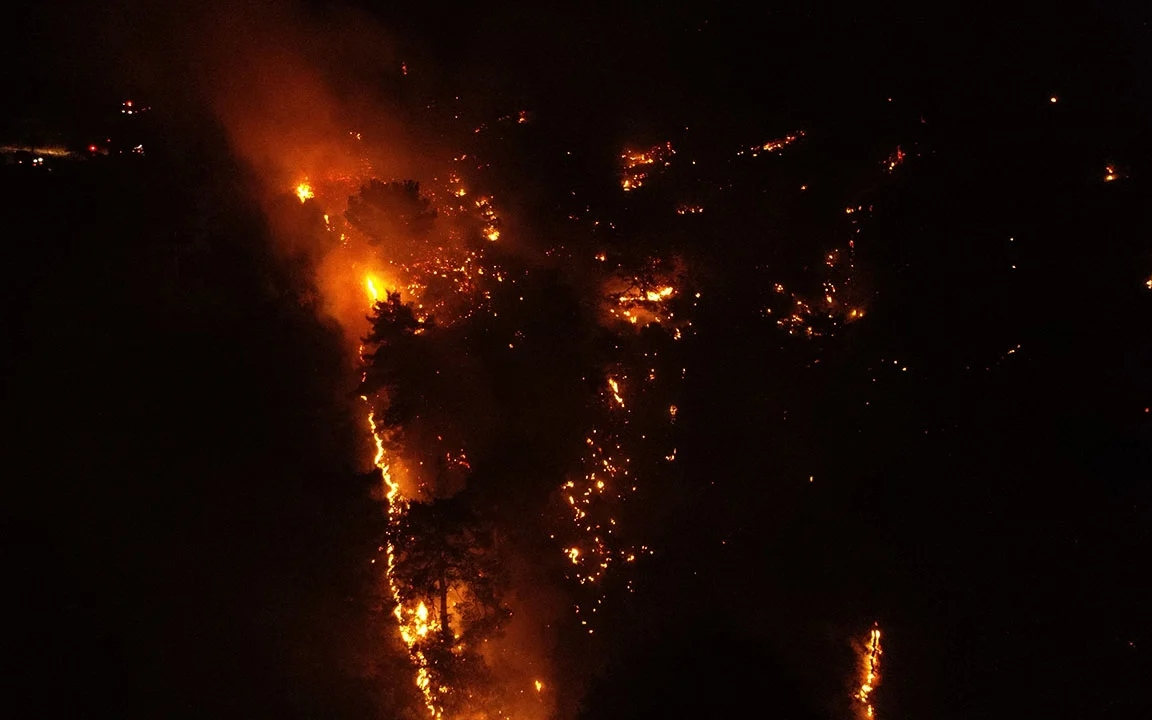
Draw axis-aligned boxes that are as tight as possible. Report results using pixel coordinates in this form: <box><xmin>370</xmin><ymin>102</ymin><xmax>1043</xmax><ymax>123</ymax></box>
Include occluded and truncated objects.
<box><xmin>389</xmin><ymin>495</ymin><xmax>510</xmax><ymax>648</ymax></box>
<box><xmin>439</xmin><ymin>575</ymin><xmax>450</xmax><ymax>643</ymax></box>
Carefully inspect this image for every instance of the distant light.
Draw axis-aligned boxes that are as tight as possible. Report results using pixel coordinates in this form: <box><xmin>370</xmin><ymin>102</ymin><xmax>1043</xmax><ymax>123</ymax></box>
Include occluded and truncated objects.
<box><xmin>1049</xmin><ymin>96</ymin><xmax>1058</xmax><ymax>103</ymax></box>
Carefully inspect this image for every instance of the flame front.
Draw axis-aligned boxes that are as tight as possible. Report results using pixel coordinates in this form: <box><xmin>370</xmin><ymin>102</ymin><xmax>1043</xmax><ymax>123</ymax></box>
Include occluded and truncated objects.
<box><xmin>854</xmin><ymin>623</ymin><xmax>883</xmax><ymax>719</ymax></box>
<box><xmin>296</xmin><ymin>155</ymin><xmax>523</xmax><ymax>717</ymax></box>
<box><xmin>366</xmin><ymin>406</ymin><xmax>444</xmax><ymax>718</ymax></box>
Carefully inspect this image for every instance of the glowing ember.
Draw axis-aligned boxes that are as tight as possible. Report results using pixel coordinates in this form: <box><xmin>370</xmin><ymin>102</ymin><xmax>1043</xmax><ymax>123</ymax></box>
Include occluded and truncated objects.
<box><xmin>737</xmin><ymin>130</ymin><xmax>805</xmax><ymax>157</ymax></box>
<box><xmin>607</xmin><ymin>377</ymin><xmax>625</xmax><ymax>407</ymax></box>
<box><xmin>770</xmin><ymin>249</ymin><xmax>866</xmax><ymax>338</ymax></box>
<box><xmin>601</xmin><ymin>262</ymin><xmax>693</xmax><ymax>333</ymax></box>
<box><xmin>558</xmin><ymin>257</ymin><xmax>693</xmax><ymax>617</ymax></box>
<box><xmin>883</xmin><ymin>146</ymin><xmax>905</xmax><ymax>172</ymax></box>
<box><xmin>620</xmin><ymin>142</ymin><xmax>674</xmax><ymax>191</ymax></box>
<box><xmin>854</xmin><ymin>623</ymin><xmax>883</xmax><ymax>720</ymax></box>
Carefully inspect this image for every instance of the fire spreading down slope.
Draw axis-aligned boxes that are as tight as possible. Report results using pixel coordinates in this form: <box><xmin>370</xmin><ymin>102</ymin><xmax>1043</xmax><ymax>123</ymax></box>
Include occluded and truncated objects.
<box><xmin>273</xmin><ymin>130</ymin><xmax>701</xmax><ymax>719</ymax></box>
<box><xmin>212</xmin><ymin>23</ymin><xmax>906</xmax><ymax>710</ymax></box>
<box><xmin>259</xmin><ymin>117</ymin><xmax>901</xmax><ymax>718</ymax></box>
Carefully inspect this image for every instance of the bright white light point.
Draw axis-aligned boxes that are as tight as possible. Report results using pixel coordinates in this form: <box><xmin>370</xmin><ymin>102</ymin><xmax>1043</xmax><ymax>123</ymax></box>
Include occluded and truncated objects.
<box><xmin>1050</xmin><ymin>96</ymin><xmax>1058</xmax><ymax>103</ymax></box>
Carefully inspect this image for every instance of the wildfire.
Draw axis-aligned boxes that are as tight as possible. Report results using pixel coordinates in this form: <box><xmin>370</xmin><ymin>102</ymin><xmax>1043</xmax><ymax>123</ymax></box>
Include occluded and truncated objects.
<box><xmin>601</xmin><ymin>261</ymin><xmax>693</xmax><ymax>333</ymax></box>
<box><xmin>366</xmin><ymin>276</ymin><xmax>382</xmax><ymax>303</ymax></box>
<box><xmin>607</xmin><ymin>377</ymin><xmax>625</xmax><ymax>407</ymax></box>
<box><xmin>854</xmin><ymin>623</ymin><xmax>883</xmax><ymax>720</ymax></box>
<box><xmin>558</xmin><ymin>258</ymin><xmax>693</xmax><ymax>618</ymax></box>
<box><xmin>767</xmin><ymin>196</ymin><xmax>876</xmax><ymax>338</ymax></box>
<box><xmin>293</xmin><ymin>157</ymin><xmax>513</xmax><ymax>717</ymax></box>
<box><xmin>295</xmin><ymin>181</ymin><xmax>315</xmax><ymax>203</ymax></box>
<box><xmin>366</xmin><ymin>405</ymin><xmax>443</xmax><ymax>719</ymax></box>
<box><xmin>883</xmin><ymin>146</ymin><xmax>905</xmax><ymax>172</ymax></box>
<box><xmin>620</xmin><ymin>142</ymin><xmax>674</xmax><ymax>191</ymax></box>
<box><xmin>770</xmin><ymin>247</ymin><xmax>865</xmax><ymax>338</ymax></box>
<box><xmin>737</xmin><ymin>130</ymin><xmax>805</xmax><ymax>157</ymax></box>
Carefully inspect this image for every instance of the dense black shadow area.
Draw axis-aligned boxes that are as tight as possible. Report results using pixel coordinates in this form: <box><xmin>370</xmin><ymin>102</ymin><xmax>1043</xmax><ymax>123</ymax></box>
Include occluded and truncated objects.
<box><xmin>578</xmin><ymin>628</ymin><xmax>827</xmax><ymax>720</ymax></box>
<box><xmin>1</xmin><ymin>140</ymin><xmax>388</xmax><ymax>716</ymax></box>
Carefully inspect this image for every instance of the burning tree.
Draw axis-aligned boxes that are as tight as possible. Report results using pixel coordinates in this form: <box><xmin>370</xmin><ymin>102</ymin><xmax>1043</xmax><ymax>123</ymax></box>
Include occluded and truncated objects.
<box><xmin>389</xmin><ymin>497</ymin><xmax>510</xmax><ymax>643</ymax></box>
<box><xmin>387</xmin><ymin>495</ymin><xmax>512</xmax><ymax>717</ymax></box>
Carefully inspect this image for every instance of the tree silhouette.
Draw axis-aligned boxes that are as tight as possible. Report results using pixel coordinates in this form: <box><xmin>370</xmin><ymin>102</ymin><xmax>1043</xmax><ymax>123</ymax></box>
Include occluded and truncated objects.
<box><xmin>577</xmin><ymin>629</ymin><xmax>827</xmax><ymax>720</ymax></box>
<box><xmin>388</xmin><ymin>495</ymin><xmax>511</xmax><ymax>717</ymax></box>
<box><xmin>389</xmin><ymin>496</ymin><xmax>509</xmax><ymax>644</ymax></box>
<box><xmin>360</xmin><ymin>291</ymin><xmax>434</xmax><ymax>427</ymax></box>
<box><xmin>345</xmin><ymin>179</ymin><xmax>437</xmax><ymax>250</ymax></box>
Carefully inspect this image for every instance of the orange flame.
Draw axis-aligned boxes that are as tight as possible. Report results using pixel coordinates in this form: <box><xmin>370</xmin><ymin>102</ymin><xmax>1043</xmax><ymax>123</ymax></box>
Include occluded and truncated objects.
<box><xmin>854</xmin><ymin>623</ymin><xmax>883</xmax><ymax>719</ymax></box>
<box><xmin>295</xmin><ymin>181</ymin><xmax>314</xmax><ymax>203</ymax></box>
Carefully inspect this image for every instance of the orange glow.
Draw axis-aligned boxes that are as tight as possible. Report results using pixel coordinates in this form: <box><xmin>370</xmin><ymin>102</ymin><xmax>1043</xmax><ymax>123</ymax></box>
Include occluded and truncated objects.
<box><xmin>854</xmin><ymin>623</ymin><xmax>883</xmax><ymax>719</ymax></box>
<box><xmin>366</xmin><ymin>406</ymin><xmax>442</xmax><ymax>719</ymax></box>
<box><xmin>738</xmin><ymin>130</ymin><xmax>805</xmax><ymax>157</ymax></box>
<box><xmin>295</xmin><ymin>181</ymin><xmax>314</xmax><ymax>203</ymax></box>
<box><xmin>883</xmin><ymin>146</ymin><xmax>905</xmax><ymax>172</ymax></box>
<box><xmin>607</xmin><ymin>377</ymin><xmax>625</xmax><ymax>408</ymax></box>
<box><xmin>559</xmin><ymin>259</ymin><xmax>693</xmax><ymax>609</ymax></box>
<box><xmin>620</xmin><ymin>142</ymin><xmax>674</xmax><ymax>191</ymax></box>
<box><xmin>771</xmin><ymin>246</ymin><xmax>866</xmax><ymax>338</ymax></box>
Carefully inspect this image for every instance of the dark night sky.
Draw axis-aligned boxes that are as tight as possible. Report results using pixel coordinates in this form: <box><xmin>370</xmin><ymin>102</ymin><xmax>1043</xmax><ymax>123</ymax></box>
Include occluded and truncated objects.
<box><xmin>4</xmin><ymin>3</ymin><xmax>1151</xmax><ymax>718</ymax></box>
